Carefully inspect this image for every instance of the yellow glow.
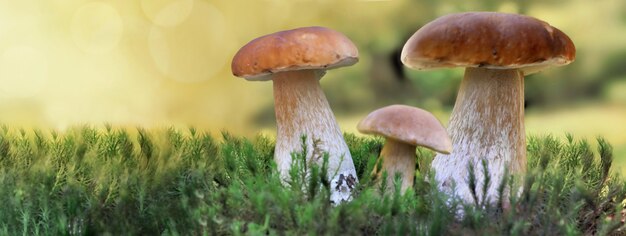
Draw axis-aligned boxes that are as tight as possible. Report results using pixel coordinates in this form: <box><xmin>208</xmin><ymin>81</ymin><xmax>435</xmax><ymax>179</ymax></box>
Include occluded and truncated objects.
<box><xmin>497</xmin><ymin>2</ymin><xmax>519</xmax><ymax>13</ymax></box>
<box><xmin>148</xmin><ymin>1</ymin><xmax>229</xmax><ymax>83</ymax></box>
<box><xmin>141</xmin><ymin>0</ymin><xmax>194</xmax><ymax>27</ymax></box>
<box><xmin>71</xmin><ymin>2</ymin><xmax>123</xmax><ymax>54</ymax></box>
<box><xmin>0</xmin><ymin>46</ymin><xmax>48</xmax><ymax>98</ymax></box>
<box><xmin>148</xmin><ymin>28</ymin><xmax>171</xmax><ymax>74</ymax></box>
<box><xmin>0</xmin><ymin>0</ymin><xmax>622</xmax><ymax>145</ymax></box>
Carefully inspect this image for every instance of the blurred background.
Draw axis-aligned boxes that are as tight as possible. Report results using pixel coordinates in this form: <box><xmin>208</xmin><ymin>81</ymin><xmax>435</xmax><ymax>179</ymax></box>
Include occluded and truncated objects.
<box><xmin>0</xmin><ymin>0</ymin><xmax>625</xmax><ymax>170</ymax></box>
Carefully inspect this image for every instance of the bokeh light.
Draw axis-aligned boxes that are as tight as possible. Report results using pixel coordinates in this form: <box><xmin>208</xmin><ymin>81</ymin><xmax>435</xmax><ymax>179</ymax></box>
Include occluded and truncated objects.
<box><xmin>0</xmin><ymin>46</ymin><xmax>48</xmax><ymax>98</ymax></box>
<box><xmin>148</xmin><ymin>1</ymin><xmax>229</xmax><ymax>83</ymax></box>
<box><xmin>71</xmin><ymin>2</ymin><xmax>124</xmax><ymax>54</ymax></box>
<box><xmin>141</xmin><ymin>0</ymin><xmax>194</xmax><ymax>27</ymax></box>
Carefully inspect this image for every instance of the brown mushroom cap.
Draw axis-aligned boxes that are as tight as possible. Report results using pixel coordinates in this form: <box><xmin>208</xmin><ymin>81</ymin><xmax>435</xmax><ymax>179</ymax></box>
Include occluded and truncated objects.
<box><xmin>231</xmin><ymin>26</ymin><xmax>358</xmax><ymax>81</ymax></box>
<box><xmin>401</xmin><ymin>12</ymin><xmax>576</xmax><ymax>75</ymax></box>
<box><xmin>357</xmin><ymin>105</ymin><xmax>452</xmax><ymax>154</ymax></box>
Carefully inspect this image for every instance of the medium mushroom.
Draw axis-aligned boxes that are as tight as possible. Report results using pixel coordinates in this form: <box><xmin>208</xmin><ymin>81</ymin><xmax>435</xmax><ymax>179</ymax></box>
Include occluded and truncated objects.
<box><xmin>357</xmin><ymin>105</ymin><xmax>452</xmax><ymax>192</ymax></box>
<box><xmin>400</xmin><ymin>12</ymin><xmax>575</xmax><ymax>203</ymax></box>
<box><xmin>231</xmin><ymin>26</ymin><xmax>359</xmax><ymax>204</ymax></box>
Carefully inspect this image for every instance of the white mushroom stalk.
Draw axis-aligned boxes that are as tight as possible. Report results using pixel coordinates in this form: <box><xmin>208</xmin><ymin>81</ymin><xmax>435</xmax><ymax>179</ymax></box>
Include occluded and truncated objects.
<box><xmin>400</xmin><ymin>12</ymin><xmax>576</xmax><ymax>204</ymax></box>
<box><xmin>377</xmin><ymin>138</ymin><xmax>420</xmax><ymax>191</ymax></box>
<box><xmin>273</xmin><ymin>70</ymin><xmax>357</xmax><ymax>203</ymax></box>
<box><xmin>357</xmin><ymin>105</ymin><xmax>452</xmax><ymax>193</ymax></box>
<box><xmin>433</xmin><ymin>68</ymin><xmax>525</xmax><ymax>202</ymax></box>
<box><xmin>231</xmin><ymin>26</ymin><xmax>360</xmax><ymax>204</ymax></box>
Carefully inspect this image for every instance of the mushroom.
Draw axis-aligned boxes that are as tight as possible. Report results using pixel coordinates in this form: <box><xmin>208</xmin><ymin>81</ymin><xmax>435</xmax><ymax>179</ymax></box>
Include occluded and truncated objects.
<box><xmin>357</xmin><ymin>105</ymin><xmax>452</xmax><ymax>192</ymax></box>
<box><xmin>231</xmin><ymin>26</ymin><xmax>359</xmax><ymax>204</ymax></box>
<box><xmin>400</xmin><ymin>12</ymin><xmax>575</xmax><ymax>203</ymax></box>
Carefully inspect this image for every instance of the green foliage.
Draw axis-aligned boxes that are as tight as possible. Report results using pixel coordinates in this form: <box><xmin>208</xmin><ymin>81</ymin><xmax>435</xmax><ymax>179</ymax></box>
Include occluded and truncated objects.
<box><xmin>0</xmin><ymin>126</ymin><xmax>624</xmax><ymax>235</ymax></box>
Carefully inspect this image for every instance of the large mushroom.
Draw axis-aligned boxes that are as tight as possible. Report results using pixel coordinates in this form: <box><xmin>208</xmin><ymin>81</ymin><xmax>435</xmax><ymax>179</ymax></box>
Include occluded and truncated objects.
<box><xmin>231</xmin><ymin>26</ymin><xmax>359</xmax><ymax>204</ymax></box>
<box><xmin>400</xmin><ymin>12</ymin><xmax>575</xmax><ymax>203</ymax></box>
<box><xmin>357</xmin><ymin>105</ymin><xmax>452</xmax><ymax>192</ymax></box>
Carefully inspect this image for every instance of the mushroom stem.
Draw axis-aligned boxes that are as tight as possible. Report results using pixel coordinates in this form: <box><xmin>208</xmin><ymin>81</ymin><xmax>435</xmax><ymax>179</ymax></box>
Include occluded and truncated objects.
<box><xmin>432</xmin><ymin>67</ymin><xmax>526</xmax><ymax>203</ymax></box>
<box><xmin>375</xmin><ymin>138</ymin><xmax>416</xmax><ymax>192</ymax></box>
<box><xmin>272</xmin><ymin>70</ymin><xmax>358</xmax><ymax>204</ymax></box>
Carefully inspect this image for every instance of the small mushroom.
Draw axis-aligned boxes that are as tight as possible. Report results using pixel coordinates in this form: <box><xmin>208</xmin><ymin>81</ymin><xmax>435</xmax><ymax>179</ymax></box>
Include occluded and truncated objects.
<box><xmin>357</xmin><ymin>105</ymin><xmax>452</xmax><ymax>192</ymax></box>
<box><xmin>231</xmin><ymin>26</ymin><xmax>359</xmax><ymax>204</ymax></box>
<box><xmin>401</xmin><ymin>12</ymin><xmax>575</xmax><ymax>203</ymax></box>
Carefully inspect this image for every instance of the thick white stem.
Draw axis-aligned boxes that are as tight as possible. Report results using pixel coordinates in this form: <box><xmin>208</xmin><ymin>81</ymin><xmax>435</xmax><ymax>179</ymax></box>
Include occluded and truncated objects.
<box><xmin>375</xmin><ymin>138</ymin><xmax>416</xmax><ymax>193</ymax></box>
<box><xmin>272</xmin><ymin>70</ymin><xmax>358</xmax><ymax>204</ymax></box>
<box><xmin>432</xmin><ymin>68</ymin><xmax>526</xmax><ymax>204</ymax></box>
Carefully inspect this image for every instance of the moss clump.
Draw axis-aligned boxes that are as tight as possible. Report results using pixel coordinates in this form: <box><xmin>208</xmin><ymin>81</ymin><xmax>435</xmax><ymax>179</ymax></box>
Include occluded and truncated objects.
<box><xmin>0</xmin><ymin>125</ymin><xmax>623</xmax><ymax>235</ymax></box>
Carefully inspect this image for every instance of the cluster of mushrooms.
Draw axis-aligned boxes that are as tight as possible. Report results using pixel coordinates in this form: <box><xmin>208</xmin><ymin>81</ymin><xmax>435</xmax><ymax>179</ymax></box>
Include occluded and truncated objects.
<box><xmin>231</xmin><ymin>12</ymin><xmax>575</xmax><ymax>205</ymax></box>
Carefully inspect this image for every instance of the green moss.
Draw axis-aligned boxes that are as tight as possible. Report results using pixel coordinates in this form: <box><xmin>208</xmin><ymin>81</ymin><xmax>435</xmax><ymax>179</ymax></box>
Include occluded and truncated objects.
<box><xmin>0</xmin><ymin>125</ymin><xmax>623</xmax><ymax>235</ymax></box>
